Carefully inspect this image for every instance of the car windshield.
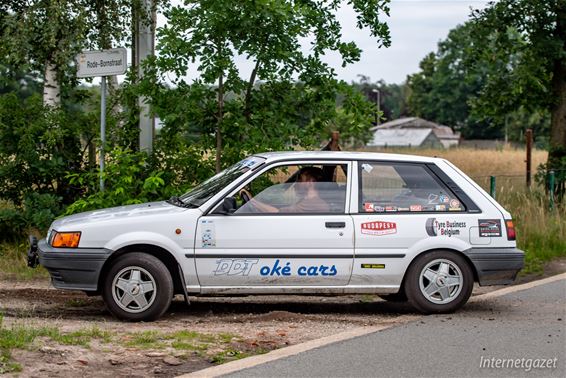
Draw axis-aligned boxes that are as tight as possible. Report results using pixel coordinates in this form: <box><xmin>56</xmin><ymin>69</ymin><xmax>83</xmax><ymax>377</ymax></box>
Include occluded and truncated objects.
<box><xmin>179</xmin><ymin>156</ymin><xmax>265</xmax><ymax>207</ymax></box>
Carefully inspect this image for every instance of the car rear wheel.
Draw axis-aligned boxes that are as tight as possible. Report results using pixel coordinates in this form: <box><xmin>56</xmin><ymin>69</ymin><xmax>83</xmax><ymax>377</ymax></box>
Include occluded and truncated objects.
<box><xmin>102</xmin><ymin>253</ymin><xmax>173</xmax><ymax>321</ymax></box>
<box><xmin>405</xmin><ymin>250</ymin><xmax>473</xmax><ymax>314</ymax></box>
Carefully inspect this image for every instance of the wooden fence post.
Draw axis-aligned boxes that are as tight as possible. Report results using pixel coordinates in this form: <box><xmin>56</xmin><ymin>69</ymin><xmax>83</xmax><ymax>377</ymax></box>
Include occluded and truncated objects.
<box><xmin>525</xmin><ymin>128</ymin><xmax>533</xmax><ymax>188</ymax></box>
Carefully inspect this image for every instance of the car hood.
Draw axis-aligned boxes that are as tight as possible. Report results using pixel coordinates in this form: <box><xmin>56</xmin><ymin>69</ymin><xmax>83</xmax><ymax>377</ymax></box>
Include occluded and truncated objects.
<box><xmin>51</xmin><ymin>201</ymin><xmax>191</xmax><ymax>230</ymax></box>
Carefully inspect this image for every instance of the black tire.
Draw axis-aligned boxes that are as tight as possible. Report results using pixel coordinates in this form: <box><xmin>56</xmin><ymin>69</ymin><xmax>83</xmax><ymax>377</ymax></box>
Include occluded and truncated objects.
<box><xmin>405</xmin><ymin>250</ymin><xmax>474</xmax><ymax>314</ymax></box>
<box><xmin>378</xmin><ymin>291</ymin><xmax>408</xmax><ymax>302</ymax></box>
<box><xmin>102</xmin><ymin>252</ymin><xmax>173</xmax><ymax>321</ymax></box>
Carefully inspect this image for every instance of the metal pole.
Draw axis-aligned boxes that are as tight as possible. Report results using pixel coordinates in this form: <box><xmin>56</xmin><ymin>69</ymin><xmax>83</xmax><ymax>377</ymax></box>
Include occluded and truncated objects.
<box><xmin>137</xmin><ymin>0</ymin><xmax>155</xmax><ymax>153</ymax></box>
<box><xmin>100</xmin><ymin>76</ymin><xmax>106</xmax><ymax>192</ymax></box>
<box><xmin>549</xmin><ymin>170</ymin><xmax>555</xmax><ymax>211</ymax></box>
<box><xmin>377</xmin><ymin>90</ymin><xmax>380</xmax><ymax>126</ymax></box>
<box><xmin>525</xmin><ymin>128</ymin><xmax>532</xmax><ymax>188</ymax></box>
<box><xmin>372</xmin><ymin>89</ymin><xmax>380</xmax><ymax>126</ymax></box>
<box><xmin>490</xmin><ymin>176</ymin><xmax>496</xmax><ymax>199</ymax></box>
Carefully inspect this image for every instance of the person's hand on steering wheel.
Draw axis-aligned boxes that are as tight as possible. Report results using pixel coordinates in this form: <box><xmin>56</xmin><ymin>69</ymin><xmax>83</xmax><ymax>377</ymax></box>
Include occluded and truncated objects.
<box><xmin>239</xmin><ymin>188</ymin><xmax>253</xmax><ymax>203</ymax></box>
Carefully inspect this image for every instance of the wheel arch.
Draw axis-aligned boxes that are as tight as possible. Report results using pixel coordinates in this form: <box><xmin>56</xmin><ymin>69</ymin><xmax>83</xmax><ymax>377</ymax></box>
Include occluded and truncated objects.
<box><xmin>98</xmin><ymin>244</ymin><xmax>185</xmax><ymax>295</ymax></box>
<box><xmin>399</xmin><ymin>248</ymin><xmax>479</xmax><ymax>292</ymax></box>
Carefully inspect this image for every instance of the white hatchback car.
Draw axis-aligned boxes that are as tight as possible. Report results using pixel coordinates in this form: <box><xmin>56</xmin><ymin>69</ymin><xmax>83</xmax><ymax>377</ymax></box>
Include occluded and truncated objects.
<box><xmin>28</xmin><ymin>151</ymin><xmax>524</xmax><ymax>321</ymax></box>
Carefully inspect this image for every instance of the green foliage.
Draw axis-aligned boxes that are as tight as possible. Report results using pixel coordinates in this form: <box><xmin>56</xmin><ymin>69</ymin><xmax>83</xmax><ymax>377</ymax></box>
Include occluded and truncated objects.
<box><xmin>465</xmin><ymin>0</ymin><xmax>566</xmax><ymax>194</ymax></box>
<box><xmin>65</xmin><ymin>148</ymin><xmax>168</xmax><ymax>214</ymax></box>
<box><xmin>350</xmin><ymin>76</ymin><xmax>409</xmax><ymax>123</ymax></box>
<box><xmin>407</xmin><ymin>23</ymin><xmax>500</xmax><ymax>139</ymax></box>
<box><xmin>0</xmin><ymin>93</ymin><xmax>86</xmax><ymax>205</ymax></box>
<box><xmin>0</xmin><ymin>206</ymin><xmax>26</xmax><ymax>242</ymax></box>
<box><xmin>144</xmin><ymin>0</ymin><xmax>392</xmax><ymax>169</ymax></box>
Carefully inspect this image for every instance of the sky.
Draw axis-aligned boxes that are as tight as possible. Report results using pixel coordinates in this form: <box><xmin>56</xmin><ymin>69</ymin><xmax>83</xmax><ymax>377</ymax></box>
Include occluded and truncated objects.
<box><xmin>327</xmin><ymin>0</ymin><xmax>492</xmax><ymax>84</ymax></box>
<box><xmin>157</xmin><ymin>0</ymin><xmax>493</xmax><ymax>85</ymax></box>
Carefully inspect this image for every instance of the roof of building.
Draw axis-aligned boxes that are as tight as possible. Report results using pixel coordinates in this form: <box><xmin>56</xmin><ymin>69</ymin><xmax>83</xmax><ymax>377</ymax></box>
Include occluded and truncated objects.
<box><xmin>367</xmin><ymin>128</ymin><xmax>440</xmax><ymax>147</ymax></box>
<box><xmin>370</xmin><ymin>117</ymin><xmax>460</xmax><ymax>140</ymax></box>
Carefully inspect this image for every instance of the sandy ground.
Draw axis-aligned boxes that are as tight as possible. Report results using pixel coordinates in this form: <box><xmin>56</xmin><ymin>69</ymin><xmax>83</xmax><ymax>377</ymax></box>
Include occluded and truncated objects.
<box><xmin>1</xmin><ymin>257</ymin><xmax>564</xmax><ymax>377</ymax></box>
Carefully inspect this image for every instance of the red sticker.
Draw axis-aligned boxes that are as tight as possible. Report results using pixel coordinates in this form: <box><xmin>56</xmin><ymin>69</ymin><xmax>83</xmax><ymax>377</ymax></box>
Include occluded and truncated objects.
<box><xmin>410</xmin><ymin>205</ymin><xmax>422</xmax><ymax>212</ymax></box>
<box><xmin>361</xmin><ymin>221</ymin><xmax>397</xmax><ymax>236</ymax></box>
<box><xmin>364</xmin><ymin>203</ymin><xmax>375</xmax><ymax>212</ymax></box>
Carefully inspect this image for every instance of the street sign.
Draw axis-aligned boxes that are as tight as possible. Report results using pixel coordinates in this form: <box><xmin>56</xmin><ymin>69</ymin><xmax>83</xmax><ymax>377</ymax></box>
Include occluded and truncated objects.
<box><xmin>76</xmin><ymin>48</ymin><xmax>127</xmax><ymax>78</ymax></box>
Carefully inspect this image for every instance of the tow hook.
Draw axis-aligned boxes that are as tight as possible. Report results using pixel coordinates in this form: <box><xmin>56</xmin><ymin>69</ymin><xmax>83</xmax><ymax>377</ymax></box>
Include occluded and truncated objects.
<box><xmin>27</xmin><ymin>235</ymin><xmax>39</xmax><ymax>268</ymax></box>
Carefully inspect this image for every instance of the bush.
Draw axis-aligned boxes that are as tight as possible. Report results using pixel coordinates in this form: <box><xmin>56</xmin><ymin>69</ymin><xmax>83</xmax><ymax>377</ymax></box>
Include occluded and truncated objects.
<box><xmin>22</xmin><ymin>193</ymin><xmax>62</xmax><ymax>231</ymax></box>
<box><xmin>65</xmin><ymin>148</ymin><xmax>160</xmax><ymax>214</ymax></box>
<box><xmin>0</xmin><ymin>204</ymin><xmax>26</xmax><ymax>242</ymax></box>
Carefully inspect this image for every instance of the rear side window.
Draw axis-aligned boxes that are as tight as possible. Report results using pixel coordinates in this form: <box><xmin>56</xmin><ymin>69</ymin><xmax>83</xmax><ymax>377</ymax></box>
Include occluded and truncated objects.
<box><xmin>359</xmin><ymin>161</ymin><xmax>464</xmax><ymax>213</ymax></box>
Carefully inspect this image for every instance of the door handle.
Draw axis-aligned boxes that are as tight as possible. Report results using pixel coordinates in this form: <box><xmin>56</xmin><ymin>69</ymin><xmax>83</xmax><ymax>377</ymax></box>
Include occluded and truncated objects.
<box><xmin>325</xmin><ymin>222</ymin><xmax>346</xmax><ymax>229</ymax></box>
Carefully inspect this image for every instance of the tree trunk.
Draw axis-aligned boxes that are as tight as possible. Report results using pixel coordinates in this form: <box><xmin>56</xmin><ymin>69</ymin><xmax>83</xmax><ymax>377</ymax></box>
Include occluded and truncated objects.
<box><xmin>244</xmin><ymin>60</ymin><xmax>260</xmax><ymax>123</ymax></box>
<box><xmin>216</xmin><ymin>72</ymin><xmax>224</xmax><ymax>173</ymax></box>
<box><xmin>43</xmin><ymin>60</ymin><xmax>60</xmax><ymax>107</ymax></box>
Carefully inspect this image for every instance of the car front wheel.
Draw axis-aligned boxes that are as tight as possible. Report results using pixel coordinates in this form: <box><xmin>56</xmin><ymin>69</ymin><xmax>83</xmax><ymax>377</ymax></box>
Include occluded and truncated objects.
<box><xmin>405</xmin><ymin>250</ymin><xmax>473</xmax><ymax>314</ymax></box>
<box><xmin>102</xmin><ymin>252</ymin><xmax>173</xmax><ymax>321</ymax></box>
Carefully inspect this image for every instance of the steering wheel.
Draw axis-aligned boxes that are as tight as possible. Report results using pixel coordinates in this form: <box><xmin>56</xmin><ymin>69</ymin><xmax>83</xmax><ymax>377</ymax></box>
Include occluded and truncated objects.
<box><xmin>239</xmin><ymin>188</ymin><xmax>252</xmax><ymax>204</ymax></box>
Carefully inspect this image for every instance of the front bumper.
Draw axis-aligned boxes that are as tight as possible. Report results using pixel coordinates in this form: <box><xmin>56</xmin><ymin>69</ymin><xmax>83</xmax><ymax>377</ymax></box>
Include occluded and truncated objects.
<box><xmin>30</xmin><ymin>238</ymin><xmax>112</xmax><ymax>291</ymax></box>
<box><xmin>463</xmin><ymin>247</ymin><xmax>525</xmax><ymax>286</ymax></box>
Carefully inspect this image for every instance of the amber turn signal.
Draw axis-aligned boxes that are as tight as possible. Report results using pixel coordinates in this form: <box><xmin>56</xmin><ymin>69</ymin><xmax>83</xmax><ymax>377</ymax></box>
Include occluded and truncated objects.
<box><xmin>51</xmin><ymin>231</ymin><xmax>81</xmax><ymax>248</ymax></box>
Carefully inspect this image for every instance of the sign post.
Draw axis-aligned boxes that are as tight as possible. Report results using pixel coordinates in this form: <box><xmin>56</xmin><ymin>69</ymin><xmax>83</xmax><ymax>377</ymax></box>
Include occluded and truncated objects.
<box><xmin>76</xmin><ymin>48</ymin><xmax>127</xmax><ymax>191</ymax></box>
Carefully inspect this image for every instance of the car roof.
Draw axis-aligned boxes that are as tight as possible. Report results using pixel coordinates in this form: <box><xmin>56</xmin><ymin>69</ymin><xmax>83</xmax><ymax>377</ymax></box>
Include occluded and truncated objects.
<box><xmin>254</xmin><ymin>151</ymin><xmax>443</xmax><ymax>164</ymax></box>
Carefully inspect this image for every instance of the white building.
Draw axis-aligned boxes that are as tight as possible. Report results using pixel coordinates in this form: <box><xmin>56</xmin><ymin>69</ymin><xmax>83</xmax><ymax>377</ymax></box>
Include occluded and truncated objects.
<box><xmin>368</xmin><ymin>117</ymin><xmax>460</xmax><ymax>148</ymax></box>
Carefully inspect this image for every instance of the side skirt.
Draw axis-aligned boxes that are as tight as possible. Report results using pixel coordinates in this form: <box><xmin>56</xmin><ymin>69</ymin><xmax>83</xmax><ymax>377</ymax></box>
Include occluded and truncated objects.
<box><xmin>186</xmin><ymin>285</ymin><xmax>400</xmax><ymax>295</ymax></box>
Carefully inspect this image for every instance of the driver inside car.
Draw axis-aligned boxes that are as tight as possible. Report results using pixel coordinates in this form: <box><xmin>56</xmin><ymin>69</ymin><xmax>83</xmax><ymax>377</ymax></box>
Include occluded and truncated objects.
<box><xmin>238</xmin><ymin>167</ymin><xmax>330</xmax><ymax>213</ymax></box>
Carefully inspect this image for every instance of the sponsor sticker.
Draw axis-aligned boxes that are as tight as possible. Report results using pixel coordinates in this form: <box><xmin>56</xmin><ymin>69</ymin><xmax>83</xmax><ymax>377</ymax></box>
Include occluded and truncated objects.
<box><xmin>397</xmin><ymin>207</ymin><xmax>410</xmax><ymax>212</ymax></box>
<box><xmin>258</xmin><ymin>259</ymin><xmax>337</xmax><ymax>276</ymax></box>
<box><xmin>426</xmin><ymin>218</ymin><xmax>467</xmax><ymax>237</ymax></box>
<box><xmin>385</xmin><ymin>206</ymin><xmax>397</xmax><ymax>212</ymax></box>
<box><xmin>410</xmin><ymin>205</ymin><xmax>422</xmax><ymax>212</ymax></box>
<box><xmin>478</xmin><ymin>219</ymin><xmax>502</xmax><ymax>237</ymax></box>
<box><xmin>364</xmin><ymin>202</ymin><xmax>375</xmax><ymax>212</ymax></box>
<box><xmin>374</xmin><ymin>205</ymin><xmax>385</xmax><ymax>212</ymax></box>
<box><xmin>361</xmin><ymin>163</ymin><xmax>374</xmax><ymax>173</ymax></box>
<box><xmin>450</xmin><ymin>199</ymin><xmax>460</xmax><ymax>208</ymax></box>
<box><xmin>214</xmin><ymin>259</ymin><xmax>258</xmax><ymax>276</ymax></box>
<box><xmin>361</xmin><ymin>263</ymin><xmax>385</xmax><ymax>269</ymax></box>
<box><xmin>361</xmin><ymin>221</ymin><xmax>397</xmax><ymax>236</ymax></box>
<box><xmin>435</xmin><ymin>204</ymin><xmax>447</xmax><ymax>211</ymax></box>
<box><xmin>439</xmin><ymin>194</ymin><xmax>450</xmax><ymax>203</ymax></box>
<box><xmin>201</xmin><ymin>219</ymin><xmax>216</xmax><ymax>248</ymax></box>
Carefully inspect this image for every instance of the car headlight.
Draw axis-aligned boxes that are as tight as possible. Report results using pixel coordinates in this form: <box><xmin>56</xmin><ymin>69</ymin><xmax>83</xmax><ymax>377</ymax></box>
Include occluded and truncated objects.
<box><xmin>51</xmin><ymin>231</ymin><xmax>81</xmax><ymax>248</ymax></box>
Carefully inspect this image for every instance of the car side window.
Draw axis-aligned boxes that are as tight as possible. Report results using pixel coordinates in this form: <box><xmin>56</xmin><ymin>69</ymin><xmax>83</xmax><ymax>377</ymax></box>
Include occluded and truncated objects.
<box><xmin>234</xmin><ymin>164</ymin><xmax>348</xmax><ymax>214</ymax></box>
<box><xmin>359</xmin><ymin>161</ymin><xmax>464</xmax><ymax>213</ymax></box>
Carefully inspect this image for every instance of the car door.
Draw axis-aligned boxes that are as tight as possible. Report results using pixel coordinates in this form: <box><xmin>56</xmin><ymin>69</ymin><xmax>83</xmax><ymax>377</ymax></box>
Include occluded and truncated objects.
<box><xmin>350</xmin><ymin>160</ymin><xmax>479</xmax><ymax>287</ymax></box>
<box><xmin>194</xmin><ymin>161</ymin><xmax>354</xmax><ymax>288</ymax></box>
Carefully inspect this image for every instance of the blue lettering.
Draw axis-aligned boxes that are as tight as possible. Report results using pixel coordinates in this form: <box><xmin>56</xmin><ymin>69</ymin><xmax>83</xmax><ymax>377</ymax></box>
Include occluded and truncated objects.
<box><xmin>329</xmin><ymin>265</ymin><xmax>337</xmax><ymax>276</ymax></box>
<box><xmin>259</xmin><ymin>266</ymin><xmax>270</xmax><ymax>276</ymax></box>
<box><xmin>282</xmin><ymin>262</ymin><xmax>291</xmax><ymax>276</ymax></box>
<box><xmin>307</xmin><ymin>266</ymin><xmax>319</xmax><ymax>276</ymax></box>
<box><xmin>270</xmin><ymin>259</ymin><xmax>282</xmax><ymax>276</ymax></box>
<box><xmin>319</xmin><ymin>265</ymin><xmax>329</xmax><ymax>276</ymax></box>
<box><xmin>298</xmin><ymin>266</ymin><xmax>307</xmax><ymax>276</ymax></box>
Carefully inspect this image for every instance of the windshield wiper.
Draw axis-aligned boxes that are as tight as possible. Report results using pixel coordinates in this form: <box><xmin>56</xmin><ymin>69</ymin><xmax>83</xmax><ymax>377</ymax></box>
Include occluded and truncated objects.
<box><xmin>166</xmin><ymin>196</ymin><xmax>196</xmax><ymax>208</ymax></box>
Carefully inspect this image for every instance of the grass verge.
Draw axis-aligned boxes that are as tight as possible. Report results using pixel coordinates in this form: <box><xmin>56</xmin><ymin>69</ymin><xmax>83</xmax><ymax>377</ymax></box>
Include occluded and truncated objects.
<box><xmin>0</xmin><ymin>242</ymin><xmax>49</xmax><ymax>281</ymax></box>
<box><xmin>0</xmin><ymin>317</ymin><xmax>256</xmax><ymax>374</ymax></box>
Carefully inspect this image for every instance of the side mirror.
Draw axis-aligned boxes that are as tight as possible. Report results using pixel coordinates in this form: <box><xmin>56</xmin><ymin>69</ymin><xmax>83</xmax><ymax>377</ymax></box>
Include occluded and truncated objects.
<box><xmin>215</xmin><ymin>196</ymin><xmax>237</xmax><ymax>215</ymax></box>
